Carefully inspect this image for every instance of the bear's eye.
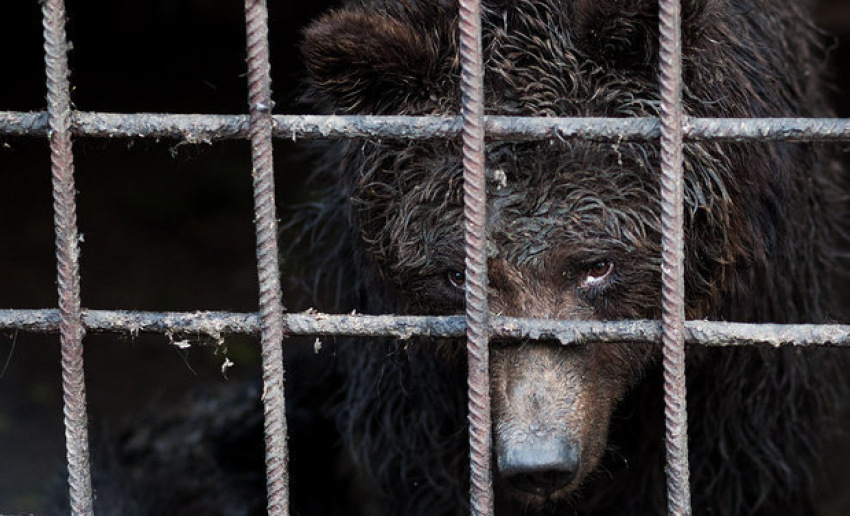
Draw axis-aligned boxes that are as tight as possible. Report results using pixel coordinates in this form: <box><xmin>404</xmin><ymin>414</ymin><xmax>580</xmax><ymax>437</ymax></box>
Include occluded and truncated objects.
<box><xmin>583</xmin><ymin>260</ymin><xmax>614</xmax><ymax>287</ymax></box>
<box><xmin>447</xmin><ymin>270</ymin><xmax>466</xmax><ymax>290</ymax></box>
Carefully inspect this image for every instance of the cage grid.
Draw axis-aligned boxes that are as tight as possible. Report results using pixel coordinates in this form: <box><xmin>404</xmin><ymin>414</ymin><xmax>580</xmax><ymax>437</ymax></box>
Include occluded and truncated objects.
<box><xmin>2</xmin><ymin>0</ymin><xmax>850</xmax><ymax>515</ymax></box>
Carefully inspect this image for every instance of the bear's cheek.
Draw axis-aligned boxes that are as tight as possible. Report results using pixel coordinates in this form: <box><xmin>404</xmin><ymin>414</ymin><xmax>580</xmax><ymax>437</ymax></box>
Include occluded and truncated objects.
<box><xmin>489</xmin><ymin>342</ymin><xmax>646</xmax><ymax>503</ymax></box>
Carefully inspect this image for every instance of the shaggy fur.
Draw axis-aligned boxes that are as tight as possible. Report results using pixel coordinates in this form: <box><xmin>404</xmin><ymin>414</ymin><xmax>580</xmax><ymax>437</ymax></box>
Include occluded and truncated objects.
<box><xmin>299</xmin><ymin>0</ymin><xmax>849</xmax><ymax>515</ymax></box>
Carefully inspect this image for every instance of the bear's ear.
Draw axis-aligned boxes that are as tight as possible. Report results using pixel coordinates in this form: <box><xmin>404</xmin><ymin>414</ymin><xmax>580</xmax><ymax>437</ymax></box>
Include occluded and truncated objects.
<box><xmin>571</xmin><ymin>0</ymin><xmax>719</xmax><ymax>67</ymax></box>
<box><xmin>301</xmin><ymin>6</ymin><xmax>450</xmax><ymax>114</ymax></box>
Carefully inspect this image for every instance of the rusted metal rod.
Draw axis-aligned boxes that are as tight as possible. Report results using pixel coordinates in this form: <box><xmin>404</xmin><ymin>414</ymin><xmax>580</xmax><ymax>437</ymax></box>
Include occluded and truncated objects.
<box><xmin>458</xmin><ymin>0</ymin><xmax>494</xmax><ymax>513</ymax></box>
<box><xmin>243</xmin><ymin>0</ymin><xmax>290</xmax><ymax>514</ymax></box>
<box><xmin>41</xmin><ymin>0</ymin><xmax>94</xmax><ymax>514</ymax></box>
<box><xmin>658</xmin><ymin>0</ymin><xmax>692</xmax><ymax>514</ymax></box>
<box><xmin>4</xmin><ymin>110</ymin><xmax>850</xmax><ymax>142</ymax></box>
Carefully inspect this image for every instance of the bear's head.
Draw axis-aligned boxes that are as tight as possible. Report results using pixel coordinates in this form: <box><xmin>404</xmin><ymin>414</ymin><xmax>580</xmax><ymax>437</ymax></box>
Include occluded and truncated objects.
<box><xmin>302</xmin><ymin>0</ymin><xmax>803</xmax><ymax>508</ymax></box>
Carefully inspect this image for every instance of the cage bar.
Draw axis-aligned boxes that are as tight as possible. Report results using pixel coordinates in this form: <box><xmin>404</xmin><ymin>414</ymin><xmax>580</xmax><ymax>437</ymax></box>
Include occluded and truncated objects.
<box><xmin>244</xmin><ymin>0</ymin><xmax>290</xmax><ymax>514</ymax></box>
<box><xmin>4</xmin><ymin>111</ymin><xmax>850</xmax><ymax>142</ymax></box>
<box><xmin>457</xmin><ymin>0</ymin><xmax>494</xmax><ymax>514</ymax></box>
<box><xmin>5</xmin><ymin>309</ymin><xmax>850</xmax><ymax>349</ymax></box>
<box><xmin>41</xmin><ymin>0</ymin><xmax>95</xmax><ymax>514</ymax></box>
<box><xmin>657</xmin><ymin>0</ymin><xmax>692</xmax><ymax>514</ymax></box>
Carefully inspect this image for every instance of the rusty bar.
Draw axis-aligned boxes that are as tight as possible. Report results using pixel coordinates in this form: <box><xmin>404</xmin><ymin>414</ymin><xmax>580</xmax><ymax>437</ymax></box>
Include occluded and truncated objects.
<box><xmin>41</xmin><ymin>0</ymin><xmax>94</xmax><ymax>515</ymax></box>
<box><xmin>658</xmin><ymin>0</ymin><xmax>692</xmax><ymax>514</ymax></box>
<box><xmin>457</xmin><ymin>0</ymin><xmax>493</xmax><ymax>514</ymax></box>
<box><xmin>244</xmin><ymin>0</ymin><xmax>290</xmax><ymax>514</ymax></box>
<box><xmin>4</xmin><ymin>309</ymin><xmax>850</xmax><ymax>347</ymax></box>
<box><xmin>5</xmin><ymin>111</ymin><xmax>850</xmax><ymax>143</ymax></box>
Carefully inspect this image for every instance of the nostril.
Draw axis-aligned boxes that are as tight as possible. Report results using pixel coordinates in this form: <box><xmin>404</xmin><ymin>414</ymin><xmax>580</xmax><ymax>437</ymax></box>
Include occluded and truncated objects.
<box><xmin>498</xmin><ymin>441</ymin><xmax>580</xmax><ymax>497</ymax></box>
<box><xmin>505</xmin><ymin>468</ymin><xmax>576</xmax><ymax>496</ymax></box>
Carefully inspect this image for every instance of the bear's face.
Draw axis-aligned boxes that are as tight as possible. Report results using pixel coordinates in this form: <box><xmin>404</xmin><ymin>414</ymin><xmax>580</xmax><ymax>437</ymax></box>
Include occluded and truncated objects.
<box><xmin>334</xmin><ymin>136</ymin><xmax>666</xmax><ymax>505</ymax></box>
<box><xmin>383</xmin><ymin>140</ymin><xmax>664</xmax><ymax>504</ymax></box>
<box><xmin>483</xmin><ymin>246</ymin><xmax>658</xmax><ymax>504</ymax></box>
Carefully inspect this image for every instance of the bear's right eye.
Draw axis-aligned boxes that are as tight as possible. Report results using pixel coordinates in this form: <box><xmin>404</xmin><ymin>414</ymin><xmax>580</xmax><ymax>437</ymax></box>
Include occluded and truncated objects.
<box><xmin>581</xmin><ymin>260</ymin><xmax>615</xmax><ymax>288</ymax></box>
<box><xmin>447</xmin><ymin>270</ymin><xmax>466</xmax><ymax>290</ymax></box>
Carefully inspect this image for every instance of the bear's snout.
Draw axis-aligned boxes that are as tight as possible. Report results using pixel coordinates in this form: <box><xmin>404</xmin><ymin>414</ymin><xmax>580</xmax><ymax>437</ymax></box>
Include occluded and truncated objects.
<box><xmin>490</xmin><ymin>342</ymin><xmax>628</xmax><ymax>504</ymax></box>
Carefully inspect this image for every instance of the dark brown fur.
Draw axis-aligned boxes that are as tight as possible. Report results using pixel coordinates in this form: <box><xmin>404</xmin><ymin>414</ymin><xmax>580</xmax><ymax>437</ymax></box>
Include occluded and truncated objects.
<box><xmin>300</xmin><ymin>0</ymin><xmax>849</xmax><ymax>515</ymax></box>
<box><xmin>49</xmin><ymin>1</ymin><xmax>847</xmax><ymax>514</ymax></box>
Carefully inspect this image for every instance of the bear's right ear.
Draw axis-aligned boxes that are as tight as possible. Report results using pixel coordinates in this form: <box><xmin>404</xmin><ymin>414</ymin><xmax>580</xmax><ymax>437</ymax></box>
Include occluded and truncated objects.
<box><xmin>301</xmin><ymin>6</ymin><xmax>451</xmax><ymax>114</ymax></box>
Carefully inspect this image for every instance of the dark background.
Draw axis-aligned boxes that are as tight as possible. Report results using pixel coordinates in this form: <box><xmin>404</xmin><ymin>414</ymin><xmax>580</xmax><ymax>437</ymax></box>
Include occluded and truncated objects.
<box><xmin>1</xmin><ymin>0</ymin><xmax>849</xmax><ymax>513</ymax></box>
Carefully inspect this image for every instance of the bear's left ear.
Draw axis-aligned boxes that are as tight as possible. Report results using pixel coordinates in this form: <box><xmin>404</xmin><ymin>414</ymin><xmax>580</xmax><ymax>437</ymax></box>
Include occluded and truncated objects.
<box><xmin>571</xmin><ymin>0</ymin><xmax>720</xmax><ymax>67</ymax></box>
<box><xmin>301</xmin><ymin>5</ymin><xmax>452</xmax><ymax>114</ymax></box>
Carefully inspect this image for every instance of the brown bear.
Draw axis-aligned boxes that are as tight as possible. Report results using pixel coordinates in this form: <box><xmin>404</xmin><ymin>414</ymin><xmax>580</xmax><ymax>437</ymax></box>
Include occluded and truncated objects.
<box><xmin>44</xmin><ymin>1</ymin><xmax>848</xmax><ymax>514</ymax></box>
<box><xmin>299</xmin><ymin>0</ymin><xmax>849</xmax><ymax>515</ymax></box>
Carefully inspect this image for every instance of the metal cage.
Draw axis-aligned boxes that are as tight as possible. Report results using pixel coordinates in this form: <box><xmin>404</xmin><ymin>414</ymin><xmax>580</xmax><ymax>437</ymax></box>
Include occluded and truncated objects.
<box><xmin>2</xmin><ymin>1</ymin><xmax>850</xmax><ymax>515</ymax></box>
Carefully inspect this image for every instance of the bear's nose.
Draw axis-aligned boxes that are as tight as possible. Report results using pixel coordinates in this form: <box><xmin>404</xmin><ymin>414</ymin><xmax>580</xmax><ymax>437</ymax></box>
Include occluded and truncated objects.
<box><xmin>498</xmin><ymin>440</ymin><xmax>579</xmax><ymax>497</ymax></box>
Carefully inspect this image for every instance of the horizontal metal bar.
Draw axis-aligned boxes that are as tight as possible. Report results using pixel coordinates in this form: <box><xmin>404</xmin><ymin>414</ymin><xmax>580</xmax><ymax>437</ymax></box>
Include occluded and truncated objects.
<box><xmin>684</xmin><ymin>118</ymin><xmax>850</xmax><ymax>141</ymax></box>
<box><xmin>2</xmin><ymin>308</ymin><xmax>850</xmax><ymax>347</ymax></box>
<box><xmin>2</xmin><ymin>111</ymin><xmax>850</xmax><ymax>142</ymax></box>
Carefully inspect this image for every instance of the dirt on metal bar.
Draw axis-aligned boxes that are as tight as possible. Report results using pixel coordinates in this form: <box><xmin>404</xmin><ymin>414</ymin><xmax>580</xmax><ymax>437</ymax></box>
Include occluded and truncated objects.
<box><xmin>42</xmin><ymin>0</ymin><xmax>94</xmax><ymax>514</ymax></box>
<box><xmin>4</xmin><ymin>309</ymin><xmax>850</xmax><ymax>348</ymax></box>
<box><xmin>244</xmin><ymin>0</ymin><xmax>290</xmax><ymax>514</ymax></box>
<box><xmin>4</xmin><ymin>111</ymin><xmax>850</xmax><ymax>142</ymax></box>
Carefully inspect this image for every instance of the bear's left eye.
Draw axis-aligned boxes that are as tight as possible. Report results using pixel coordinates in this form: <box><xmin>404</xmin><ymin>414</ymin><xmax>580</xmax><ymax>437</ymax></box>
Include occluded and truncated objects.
<box><xmin>446</xmin><ymin>270</ymin><xmax>466</xmax><ymax>290</ymax></box>
<box><xmin>582</xmin><ymin>260</ymin><xmax>614</xmax><ymax>287</ymax></box>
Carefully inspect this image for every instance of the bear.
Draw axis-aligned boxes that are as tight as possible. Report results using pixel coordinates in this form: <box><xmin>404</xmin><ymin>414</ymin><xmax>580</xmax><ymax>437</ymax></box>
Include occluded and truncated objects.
<box><xmin>297</xmin><ymin>0</ymin><xmax>849</xmax><ymax>515</ymax></box>
<box><xmin>43</xmin><ymin>0</ymin><xmax>848</xmax><ymax>515</ymax></box>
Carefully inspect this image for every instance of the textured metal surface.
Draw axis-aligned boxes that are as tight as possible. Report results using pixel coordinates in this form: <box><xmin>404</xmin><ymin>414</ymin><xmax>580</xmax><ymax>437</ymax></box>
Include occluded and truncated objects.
<box><xmin>458</xmin><ymin>0</ymin><xmax>493</xmax><ymax>514</ymax></box>
<box><xmin>41</xmin><ymin>0</ymin><xmax>94</xmax><ymax>514</ymax></box>
<box><xmin>6</xmin><ymin>309</ymin><xmax>850</xmax><ymax>348</ymax></box>
<box><xmin>682</xmin><ymin>118</ymin><xmax>850</xmax><ymax>141</ymax></box>
<box><xmin>657</xmin><ymin>0</ymin><xmax>692</xmax><ymax>514</ymax></box>
<box><xmin>6</xmin><ymin>111</ymin><xmax>850</xmax><ymax>142</ymax></box>
<box><xmin>244</xmin><ymin>0</ymin><xmax>290</xmax><ymax>514</ymax></box>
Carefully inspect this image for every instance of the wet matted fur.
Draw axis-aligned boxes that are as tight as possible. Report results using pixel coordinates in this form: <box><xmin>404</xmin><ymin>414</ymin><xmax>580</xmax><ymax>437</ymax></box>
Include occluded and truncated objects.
<box><xmin>300</xmin><ymin>0</ymin><xmax>849</xmax><ymax>515</ymax></box>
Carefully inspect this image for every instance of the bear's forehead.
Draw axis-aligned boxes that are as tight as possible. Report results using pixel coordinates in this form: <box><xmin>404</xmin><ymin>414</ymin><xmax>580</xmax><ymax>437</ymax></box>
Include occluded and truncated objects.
<box><xmin>378</xmin><ymin>140</ymin><xmax>661</xmax><ymax>235</ymax></box>
<box><xmin>482</xmin><ymin>142</ymin><xmax>658</xmax><ymax>204</ymax></box>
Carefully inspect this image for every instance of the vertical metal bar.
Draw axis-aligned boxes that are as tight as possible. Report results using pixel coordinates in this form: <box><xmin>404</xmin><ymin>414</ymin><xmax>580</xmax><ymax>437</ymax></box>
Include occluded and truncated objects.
<box><xmin>244</xmin><ymin>1</ymin><xmax>290</xmax><ymax>514</ymax></box>
<box><xmin>658</xmin><ymin>0</ymin><xmax>692</xmax><ymax>515</ymax></box>
<box><xmin>42</xmin><ymin>1</ymin><xmax>94</xmax><ymax>515</ymax></box>
<box><xmin>458</xmin><ymin>0</ymin><xmax>493</xmax><ymax>514</ymax></box>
